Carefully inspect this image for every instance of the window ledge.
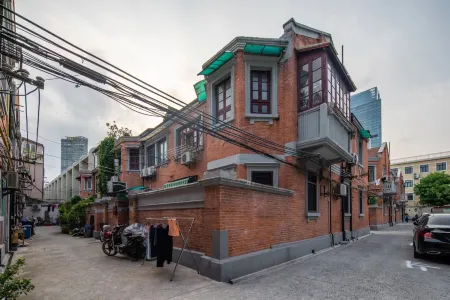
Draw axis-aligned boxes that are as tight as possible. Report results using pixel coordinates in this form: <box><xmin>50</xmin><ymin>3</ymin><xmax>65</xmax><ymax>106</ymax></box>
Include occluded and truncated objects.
<box><xmin>359</xmin><ymin>214</ymin><xmax>364</xmax><ymax>217</ymax></box>
<box><xmin>307</xmin><ymin>212</ymin><xmax>320</xmax><ymax>218</ymax></box>
<box><xmin>127</xmin><ymin>170</ymin><xmax>140</xmax><ymax>173</ymax></box>
<box><xmin>245</xmin><ymin>114</ymin><xmax>279</xmax><ymax>125</ymax></box>
<box><xmin>344</xmin><ymin>213</ymin><xmax>352</xmax><ymax>217</ymax></box>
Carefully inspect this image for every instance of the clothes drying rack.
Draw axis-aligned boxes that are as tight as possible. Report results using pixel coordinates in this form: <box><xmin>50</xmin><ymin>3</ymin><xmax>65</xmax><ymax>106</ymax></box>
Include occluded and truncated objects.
<box><xmin>146</xmin><ymin>217</ymin><xmax>200</xmax><ymax>281</ymax></box>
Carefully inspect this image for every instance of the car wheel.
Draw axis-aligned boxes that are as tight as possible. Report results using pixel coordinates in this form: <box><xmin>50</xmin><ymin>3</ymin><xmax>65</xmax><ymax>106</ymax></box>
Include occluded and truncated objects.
<box><xmin>413</xmin><ymin>243</ymin><xmax>422</xmax><ymax>259</ymax></box>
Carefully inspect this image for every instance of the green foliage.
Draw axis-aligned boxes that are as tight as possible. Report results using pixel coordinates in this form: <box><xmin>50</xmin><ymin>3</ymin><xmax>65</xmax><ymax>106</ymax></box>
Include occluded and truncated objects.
<box><xmin>59</xmin><ymin>196</ymin><xmax>94</xmax><ymax>231</ymax></box>
<box><xmin>98</xmin><ymin>136</ymin><xmax>116</xmax><ymax>197</ymax></box>
<box><xmin>106</xmin><ymin>121</ymin><xmax>132</xmax><ymax>139</ymax></box>
<box><xmin>0</xmin><ymin>258</ymin><xmax>34</xmax><ymax>299</ymax></box>
<box><xmin>414</xmin><ymin>172</ymin><xmax>450</xmax><ymax>206</ymax></box>
<box><xmin>368</xmin><ymin>196</ymin><xmax>378</xmax><ymax>205</ymax></box>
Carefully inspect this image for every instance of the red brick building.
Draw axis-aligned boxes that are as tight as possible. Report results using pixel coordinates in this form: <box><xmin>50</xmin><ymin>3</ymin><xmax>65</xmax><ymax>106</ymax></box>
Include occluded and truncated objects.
<box><xmin>367</xmin><ymin>142</ymin><xmax>402</xmax><ymax>229</ymax></box>
<box><xmin>89</xmin><ymin>18</ymin><xmax>373</xmax><ymax>281</ymax></box>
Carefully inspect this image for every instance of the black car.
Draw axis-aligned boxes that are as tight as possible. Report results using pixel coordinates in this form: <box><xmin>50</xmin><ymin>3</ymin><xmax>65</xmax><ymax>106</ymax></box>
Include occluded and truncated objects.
<box><xmin>413</xmin><ymin>214</ymin><xmax>450</xmax><ymax>258</ymax></box>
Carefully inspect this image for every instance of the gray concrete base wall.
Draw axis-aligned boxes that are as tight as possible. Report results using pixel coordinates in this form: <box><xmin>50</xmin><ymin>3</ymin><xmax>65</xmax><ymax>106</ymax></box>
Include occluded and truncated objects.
<box><xmin>370</xmin><ymin>223</ymin><xmax>391</xmax><ymax>231</ymax></box>
<box><xmin>172</xmin><ymin>228</ymin><xmax>371</xmax><ymax>282</ymax></box>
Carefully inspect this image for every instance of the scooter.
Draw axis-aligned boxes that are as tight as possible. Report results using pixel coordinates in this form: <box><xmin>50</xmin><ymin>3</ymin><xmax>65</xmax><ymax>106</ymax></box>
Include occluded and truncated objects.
<box><xmin>102</xmin><ymin>224</ymin><xmax>146</xmax><ymax>262</ymax></box>
<box><xmin>72</xmin><ymin>224</ymin><xmax>86</xmax><ymax>237</ymax></box>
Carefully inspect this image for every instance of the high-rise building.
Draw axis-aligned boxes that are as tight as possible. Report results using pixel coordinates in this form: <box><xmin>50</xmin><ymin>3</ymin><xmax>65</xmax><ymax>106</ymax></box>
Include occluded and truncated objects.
<box><xmin>350</xmin><ymin>87</ymin><xmax>382</xmax><ymax>148</ymax></box>
<box><xmin>61</xmin><ymin>136</ymin><xmax>88</xmax><ymax>172</ymax></box>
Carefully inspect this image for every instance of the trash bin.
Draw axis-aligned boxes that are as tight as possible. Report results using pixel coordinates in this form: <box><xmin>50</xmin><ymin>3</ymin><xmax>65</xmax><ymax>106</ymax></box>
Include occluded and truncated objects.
<box><xmin>24</xmin><ymin>225</ymin><xmax>32</xmax><ymax>239</ymax></box>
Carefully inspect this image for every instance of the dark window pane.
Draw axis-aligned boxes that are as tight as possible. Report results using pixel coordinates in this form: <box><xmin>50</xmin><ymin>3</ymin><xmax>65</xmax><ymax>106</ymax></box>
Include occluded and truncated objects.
<box><xmin>300</xmin><ymin>75</ymin><xmax>309</xmax><ymax>88</ymax></box>
<box><xmin>359</xmin><ymin>190</ymin><xmax>363</xmax><ymax>214</ymax></box>
<box><xmin>428</xmin><ymin>215</ymin><xmax>450</xmax><ymax>226</ymax></box>
<box><xmin>129</xmin><ymin>149</ymin><xmax>140</xmax><ymax>170</ymax></box>
<box><xmin>300</xmin><ymin>85</ymin><xmax>308</xmax><ymax>98</ymax></box>
<box><xmin>344</xmin><ymin>196</ymin><xmax>349</xmax><ymax>214</ymax></box>
<box><xmin>301</xmin><ymin>96</ymin><xmax>309</xmax><ymax>109</ymax></box>
<box><xmin>251</xmin><ymin>171</ymin><xmax>273</xmax><ymax>186</ymax></box>
<box><xmin>312</xmin><ymin>69</ymin><xmax>322</xmax><ymax>82</ymax></box>
<box><xmin>308</xmin><ymin>173</ymin><xmax>317</xmax><ymax>183</ymax></box>
<box><xmin>308</xmin><ymin>182</ymin><xmax>317</xmax><ymax>212</ymax></box>
<box><xmin>312</xmin><ymin>57</ymin><xmax>321</xmax><ymax>71</ymax></box>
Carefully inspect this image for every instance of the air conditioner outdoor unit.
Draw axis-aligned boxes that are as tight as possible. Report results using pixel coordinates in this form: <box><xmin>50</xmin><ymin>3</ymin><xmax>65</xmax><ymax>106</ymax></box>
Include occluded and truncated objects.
<box><xmin>111</xmin><ymin>176</ymin><xmax>119</xmax><ymax>182</ymax></box>
<box><xmin>339</xmin><ymin>184</ymin><xmax>347</xmax><ymax>196</ymax></box>
<box><xmin>6</xmin><ymin>171</ymin><xmax>19</xmax><ymax>190</ymax></box>
<box><xmin>351</xmin><ymin>153</ymin><xmax>358</xmax><ymax>164</ymax></box>
<box><xmin>140</xmin><ymin>168</ymin><xmax>148</xmax><ymax>178</ymax></box>
<box><xmin>107</xmin><ymin>181</ymin><xmax>127</xmax><ymax>193</ymax></box>
<box><xmin>147</xmin><ymin>166</ymin><xmax>156</xmax><ymax>177</ymax></box>
<box><xmin>414</xmin><ymin>173</ymin><xmax>420</xmax><ymax>179</ymax></box>
<box><xmin>181</xmin><ymin>151</ymin><xmax>194</xmax><ymax>165</ymax></box>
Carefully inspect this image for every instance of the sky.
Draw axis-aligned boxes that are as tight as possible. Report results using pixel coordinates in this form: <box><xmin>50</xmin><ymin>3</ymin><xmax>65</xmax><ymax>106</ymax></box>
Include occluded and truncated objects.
<box><xmin>15</xmin><ymin>0</ymin><xmax>450</xmax><ymax>182</ymax></box>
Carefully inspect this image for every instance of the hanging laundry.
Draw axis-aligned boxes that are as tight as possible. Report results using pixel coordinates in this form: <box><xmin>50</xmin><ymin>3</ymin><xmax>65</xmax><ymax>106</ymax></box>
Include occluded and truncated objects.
<box><xmin>168</xmin><ymin>219</ymin><xmax>179</xmax><ymax>237</ymax></box>
<box><xmin>150</xmin><ymin>224</ymin><xmax>173</xmax><ymax>267</ymax></box>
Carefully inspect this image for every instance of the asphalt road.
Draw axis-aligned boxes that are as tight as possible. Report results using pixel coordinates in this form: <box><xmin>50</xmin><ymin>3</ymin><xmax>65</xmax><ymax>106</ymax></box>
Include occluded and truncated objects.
<box><xmin>16</xmin><ymin>224</ymin><xmax>450</xmax><ymax>300</ymax></box>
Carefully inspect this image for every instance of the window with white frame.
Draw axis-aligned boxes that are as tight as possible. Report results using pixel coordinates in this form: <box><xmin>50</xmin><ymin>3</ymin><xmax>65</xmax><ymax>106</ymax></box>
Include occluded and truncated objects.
<box><xmin>420</xmin><ymin>164</ymin><xmax>429</xmax><ymax>173</ymax></box>
<box><xmin>245</xmin><ymin>58</ymin><xmax>278</xmax><ymax>121</ymax></box>
<box><xmin>359</xmin><ymin>189</ymin><xmax>364</xmax><ymax>215</ymax></box>
<box><xmin>436</xmin><ymin>162</ymin><xmax>447</xmax><ymax>171</ymax></box>
<box><xmin>368</xmin><ymin>166</ymin><xmax>376</xmax><ymax>182</ymax></box>
<box><xmin>404</xmin><ymin>180</ymin><xmax>413</xmax><ymax>188</ymax></box>
<box><xmin>146</xmin><ymin>137</ymin><xmax>168</xmax><ymax>167</ymax></box>
<box><xmin>128</xmin><ymin>148</ymin><xmax>140</xmax><ymax>171</ymax></box>
<box><xmin>84</xmin><ymin>177</ymin><xmax>92</xmax><ymax>191</ymax></box>
<box><xmin>407</xmin><ymin>193</ymin><xmax>414</xmax><ymax>201</ymax></box>
<box><xmin>307</xmin><ymin>173</ymin><xmax>319</xmax><ymax>214</ymax></box>
<box><xmin>404</xmin><ymin>166</ymin><xmax>413</xmax><ymax>174</ymax></box>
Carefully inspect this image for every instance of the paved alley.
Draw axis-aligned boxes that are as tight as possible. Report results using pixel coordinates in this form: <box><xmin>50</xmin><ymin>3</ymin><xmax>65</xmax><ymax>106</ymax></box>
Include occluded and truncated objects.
<box><xmin>17</xmin><ymin>224</ymin><xmax>450</xmax><ymax>300</ymax></box>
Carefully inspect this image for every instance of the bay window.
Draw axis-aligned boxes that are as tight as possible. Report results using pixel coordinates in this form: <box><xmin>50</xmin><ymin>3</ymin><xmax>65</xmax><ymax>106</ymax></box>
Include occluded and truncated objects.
<box><xmin>175</xmin><ymin>116</ymin><xmax>203</xmax><ymax>158</ymax></box>
<box><xmin>298</xmin><ymin>53</ymin><xmax>351</xmax><ymax>119</ymax></box>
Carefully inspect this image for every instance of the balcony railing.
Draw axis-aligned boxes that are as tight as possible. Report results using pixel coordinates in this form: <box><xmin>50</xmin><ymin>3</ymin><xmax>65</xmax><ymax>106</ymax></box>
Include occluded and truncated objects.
<box><xmin>382</xmin><ymin>181</ymin><xmax>397</xmax><ymax>196</ymax></box>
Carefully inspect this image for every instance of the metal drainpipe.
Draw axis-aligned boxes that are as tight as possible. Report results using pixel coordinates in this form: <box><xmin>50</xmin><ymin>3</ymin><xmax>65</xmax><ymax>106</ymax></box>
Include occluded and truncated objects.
<box><xmin>340</xmin><ymin>162</ymin><xmax>345</xmax><ymax>240</ymax></box>
<box><xmin>329</xmin><ymin>165</ymin><xmax>333</xmax><ymax>246</ymax></box>
<box><xmin>349</xmin><ymin>163</ymin><xmax>353</xmax><ymax>237</ymax></box>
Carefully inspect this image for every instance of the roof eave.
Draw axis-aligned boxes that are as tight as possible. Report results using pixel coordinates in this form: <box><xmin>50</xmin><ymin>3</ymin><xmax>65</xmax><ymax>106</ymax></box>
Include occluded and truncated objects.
<box><xmin>201</xmin><ymin>37</ymin><xmax>288</xmax><ymax>70</ymax></box>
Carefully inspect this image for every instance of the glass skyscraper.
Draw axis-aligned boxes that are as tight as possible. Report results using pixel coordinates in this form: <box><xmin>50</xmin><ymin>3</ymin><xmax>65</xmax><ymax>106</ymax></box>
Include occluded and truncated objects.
<box><xmin>350</xmin><ymin>87</ymin><xmax>382</xmax><ymax>148</ymax></box>
<box><xmin>61</xmin><ymin>136</ymin><xmax>88</xmax><ymax>172</ymax></box>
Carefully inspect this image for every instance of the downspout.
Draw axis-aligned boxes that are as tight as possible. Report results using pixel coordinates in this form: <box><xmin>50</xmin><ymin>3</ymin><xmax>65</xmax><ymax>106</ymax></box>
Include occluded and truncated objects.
<box><xmin>329</xmin><ymin>165</ymin><xmax>333</xmax><ymax>246</ymax></box>
<box><xmin>340</xmin><ymin>162</ymin><xmax>345</xmax><ymax>241</ymax></box>
<box><xmin>349</xmin><ymin>163</ymin><xmax>353</xmax><ymax>238</ymax></box>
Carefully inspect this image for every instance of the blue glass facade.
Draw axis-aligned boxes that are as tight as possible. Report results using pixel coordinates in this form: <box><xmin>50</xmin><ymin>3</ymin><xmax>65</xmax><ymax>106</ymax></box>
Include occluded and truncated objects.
<box><xmin>350</xmin><ymin>87</ymin><xmax>382</xmax><ymax>148</ymax></box>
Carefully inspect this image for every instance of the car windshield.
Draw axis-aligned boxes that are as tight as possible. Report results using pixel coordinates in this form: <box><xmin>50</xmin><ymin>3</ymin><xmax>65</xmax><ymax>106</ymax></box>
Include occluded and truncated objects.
<box><xmin>427</xmin><ymin>215</ymin><xmax>450</xmax><ymax>226</ymax></box>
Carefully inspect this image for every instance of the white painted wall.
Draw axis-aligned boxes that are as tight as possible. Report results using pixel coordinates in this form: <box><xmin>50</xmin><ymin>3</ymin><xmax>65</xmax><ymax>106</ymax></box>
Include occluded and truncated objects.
<box><xmin>23</xmin><ymin>204</ymin><xmax>59</xmax><ymax>224</ymax></box>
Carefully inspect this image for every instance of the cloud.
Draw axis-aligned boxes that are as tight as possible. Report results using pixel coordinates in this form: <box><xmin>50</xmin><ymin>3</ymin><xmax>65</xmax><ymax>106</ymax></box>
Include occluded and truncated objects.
<box><xmin>15</xmin><ymin>0</ymin><xmax>450</xmax><ymax>180</ymax></box>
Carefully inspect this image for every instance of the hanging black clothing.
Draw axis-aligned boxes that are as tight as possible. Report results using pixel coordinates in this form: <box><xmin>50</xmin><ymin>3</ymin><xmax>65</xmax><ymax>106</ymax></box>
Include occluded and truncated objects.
<box><xmin>150</xmin><ymin>224</ymin><xmax>173</xmax><ymax>267</ymax></box>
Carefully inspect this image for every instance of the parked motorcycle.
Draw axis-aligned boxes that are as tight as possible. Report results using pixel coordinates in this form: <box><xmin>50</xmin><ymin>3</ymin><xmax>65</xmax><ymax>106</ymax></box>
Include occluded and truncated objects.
<box><xmin>102</xmin><ymin>224</ymin><xmax>146</xmax><ymax>262</ymax></box>
<box><xmin>100</xmin><ymin>224</ymin><xmax>111</xmax><ymax>242</ymax></box>
<box><xmin>72</xmin><ymin>225</ymin><xmax>86</xmax><ymax>237</ymax></box>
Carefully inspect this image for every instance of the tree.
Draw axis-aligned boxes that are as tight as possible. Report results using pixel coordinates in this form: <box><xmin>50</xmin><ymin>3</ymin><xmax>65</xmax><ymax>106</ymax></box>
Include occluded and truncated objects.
<box><xmin>106</xmin><ymin>121</ymin><xmax>132</xmax><ymax>139</ymax></box>
<box><xmin>0</xmin><ymin>258</ymin><xmax>34</xmax><ymax>299</ymax></box>
<box><xmin>97</xmin><ymin>136</ymin><xmax>116</xmax><ymax>196</ymax></box>
<box><xmin>414</xmin><ymin>172</ymin><xmax>450</xmax><ymax>206</ymax></box>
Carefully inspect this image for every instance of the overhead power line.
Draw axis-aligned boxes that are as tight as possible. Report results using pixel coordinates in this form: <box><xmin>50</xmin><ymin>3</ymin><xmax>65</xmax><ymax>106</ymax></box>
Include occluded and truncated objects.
<box><xmin>0</xmin><ymin>6</ymin><xmax>333</xmax><ymax>173</ymax></box>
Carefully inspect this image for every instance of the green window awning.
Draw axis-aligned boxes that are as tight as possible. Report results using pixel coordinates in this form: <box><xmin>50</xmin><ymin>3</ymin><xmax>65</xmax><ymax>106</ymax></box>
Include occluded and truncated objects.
<box><xmin>359</xmin><ymin>130</ymin><xmax>371</xmax><ymax>139</ymax></box>
<box><xmin>128</xmin><ymin>186</ymin><xmax>148</xmax><ymax>191</ymax></box>
<box><xmin>198</xmin><ymin>51</ymin><xmax>234</xmax><ymax>76</ymax></box>
<box><xmin>164</xmin><ymin>178</ymin><xmax>189</xmax><ymax>189</ymax></box>
<box><xmin>244</xmin><ymin>44</ymin><xmax>285</xmax><ymax>56</ymax></box>
<box><xmin>194</xmin><ymin>80</ymin><xmax>207</xmax><ymax>102</ymax></box>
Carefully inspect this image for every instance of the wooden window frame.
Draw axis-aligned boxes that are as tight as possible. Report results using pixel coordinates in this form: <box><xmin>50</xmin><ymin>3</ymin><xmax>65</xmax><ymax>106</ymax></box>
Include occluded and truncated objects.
<box><xmin>298</xmin><ymin>51</ymin><xmax>326</xmax><ymax>112</ymax></box>
<box><xmin>128</xmin><ymin>148</ymin><xmax>140</xmax><ymax>171</ymax></box>
<box><xmin>215</xmin><ymin>77</ymin><xmax>232</xmax><ymax>121</ymax></box>
<box><xmin>250</xmin><ymin>70</ymin><xmax>271</xmax><ymax>114</ymax></box>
